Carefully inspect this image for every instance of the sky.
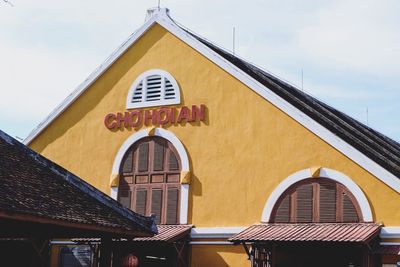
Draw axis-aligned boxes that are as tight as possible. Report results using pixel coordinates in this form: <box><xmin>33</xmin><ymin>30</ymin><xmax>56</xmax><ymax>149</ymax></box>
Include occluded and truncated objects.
<box><xmin>0</xmin><ymin>0</ymin><xmax>399</xmax><ymax>142</ymax></box>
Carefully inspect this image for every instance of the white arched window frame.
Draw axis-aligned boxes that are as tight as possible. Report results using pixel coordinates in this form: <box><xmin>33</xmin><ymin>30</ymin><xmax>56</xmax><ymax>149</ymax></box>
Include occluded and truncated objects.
<box><xmin>261</xmin><ymin>168</ymin><xmax>373</xmax><ymax>223</ymax></box>
<box><xmin>110</xmin><ymin>128</ymin><xmax>190</xmax><ymax>224</ymax></box>
<box><xmin>126</xmin><ymin>69</ymin><xmax>181</xmax><ymax>109</ymax></box>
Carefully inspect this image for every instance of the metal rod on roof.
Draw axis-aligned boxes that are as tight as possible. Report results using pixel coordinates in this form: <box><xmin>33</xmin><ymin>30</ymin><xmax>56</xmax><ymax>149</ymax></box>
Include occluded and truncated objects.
<box><xmin>367</xmin><ymin>107</ymin><xmax>369</xmax><ymax>126</ymax></box>
<box><xmin>301</xmin><ymin>69</ymin><xmax>304</xmax><ymax>91</ymax></box>
<box><xmin>158</xmin><ymin>0</ymin><xmax>161</xmax><ymax>9</ymax></box>
<box><xmin>233</xmin><ymin>27</ymin><xmax>236</xmax><ymax>56</ymax></box>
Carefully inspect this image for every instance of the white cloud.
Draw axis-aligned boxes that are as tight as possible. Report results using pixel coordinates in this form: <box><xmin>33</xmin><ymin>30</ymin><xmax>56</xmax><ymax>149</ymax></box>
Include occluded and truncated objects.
<box><xmin>0</xmin><ymin>0</ymin><xmax>399</xmax><ymax>141</ymax></box>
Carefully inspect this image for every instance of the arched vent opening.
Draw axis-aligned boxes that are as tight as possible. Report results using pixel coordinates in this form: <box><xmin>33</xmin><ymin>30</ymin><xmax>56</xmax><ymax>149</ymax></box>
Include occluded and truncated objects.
<box><xmin>271</xmin><ymin>178</ymin><xmax>361</xmax><ymax>223</ymax></box>
<box><xmin>117</xmin><ymin>136</ymin><xmax>181</xmax><ymax>224</ymax></box>
<box><xmin>126</xmin><ymin>70</ymin><xmax>181</xmax><ymax>109</ymax></box>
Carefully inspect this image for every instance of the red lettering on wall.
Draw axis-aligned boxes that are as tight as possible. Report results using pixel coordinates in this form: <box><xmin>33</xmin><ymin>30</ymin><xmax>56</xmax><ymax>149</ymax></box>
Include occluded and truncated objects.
<box><xmin>190</xmin><ymin>104</ymin><xmax>206</xmax><ymax>122</ymax></box>
<box><xmin>104</xmin><ymin>113</ymin><xmax>117</xmax><ymax>129</ymax></box>
<box><xmin>131</xmin><ymin>110</ymin><xmax>142</xmax><ymax>127</ymax></box>
<box><xmin>177</xmin><ymin>106</ymin><xmax>191</xmax><ymax>123</ymax></box>
<box><xmin>104</xmin><ymin>104</ymin><xmax>206</xmax><ymax>130</ymax></box>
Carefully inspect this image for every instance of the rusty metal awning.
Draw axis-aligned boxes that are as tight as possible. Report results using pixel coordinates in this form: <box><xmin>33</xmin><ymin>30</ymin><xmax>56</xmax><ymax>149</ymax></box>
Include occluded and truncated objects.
<box><xmin>375</xmin><ymin>245</ymin><xmax>400</xmax><ymax>255</ymax></box>
<box><xmin>229</xmin><ymin>223</ymin><xmax>381</xmax><ymax>244</ymax></box>
<box><xmin>134</xmin><ymin>225</ymin><xmax>192</xmax><ymax>242</ymax></box>
<box><xmin>73</xmin><ymin>225</ymin><xmax>192</xmax><ymax>244</ymax></box>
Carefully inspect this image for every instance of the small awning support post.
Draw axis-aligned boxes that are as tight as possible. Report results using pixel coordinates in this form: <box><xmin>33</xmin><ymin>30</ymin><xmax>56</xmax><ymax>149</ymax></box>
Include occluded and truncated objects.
<box><xmin>242</xmin><ymin>243</ymin><xmax>252</xmax><ymax>260</ymax></box>
<box><xmin>99</xmin><ymin>237</ymin><xmax>112</xmax><ymax>267</ymax></box>
<box><xmin>30</xmin><ymin>238</ymin><xmax>49</xmax><ymax>267</ymax></box>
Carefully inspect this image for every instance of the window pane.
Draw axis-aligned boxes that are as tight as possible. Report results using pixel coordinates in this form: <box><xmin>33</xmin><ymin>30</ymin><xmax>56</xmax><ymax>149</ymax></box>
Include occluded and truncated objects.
<box><xmin>296</xmin><ymin>184</ymin><xmax>313</xmax><ymax>222</ymax></box>
<box><xmin>166</xmin><ymin>187</ymin><xmax>179</xmax><ymax>224</ymax></box>
<box><xmin>118</xmin><ymin>190</ymin><xmax>131</xmax><ymax>209</ymax></box>
<box><xmin>153</xmin><ymin>139</ymin><xmax>165</xmax><ymax>171</ymax></box>
<box><xmin>168</xmin><ymin>150</ymin><xmax>179</xmax><ymax>170</ymax></box>
<box><xmin>135</xmin><ymin>189</ymin><xmax>147</xmax><ymax>215</ymax></box>
<box><xmin>138</xmin><ymin>142</ymin><xmax>149</xmax><ymax>172</ymax></box>
<box><xmin>274</xmin><ymin>195</ymin><xmax>290</xmax><ymax>223</ymax></box>
<box><xmin>151</xmin><ymin>189</ymin><xmax>163</xmax><ymax>224</ymax></box>
<box><xmin>121</xmin><ymin>151</ymin><xmax>133</xmax><ymax>173</ymax></box>
<box><xmin>342</xmin><ymin>193</ymin><xmax>359</xmax><ymax>222</ymax></box>
<box><xmin>319</xmin><ymin>182</ymin><xmax>336</xmax><ymax>222</ymax></box>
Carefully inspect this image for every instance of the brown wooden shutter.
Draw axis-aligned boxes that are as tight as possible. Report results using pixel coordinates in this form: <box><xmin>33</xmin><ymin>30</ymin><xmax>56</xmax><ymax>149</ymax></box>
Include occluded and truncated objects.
<box><xmin>166</xmin><ymin>187</ymin><xmax>179</xmax><ymax>224</ymax></box>
<box><xmin>118</xmin><ymin>190</ymin><xmax>131</xmax><ymax>209</ymax></box>
<box><xmin>342</xmin><ymin>193</ymin><xmax>359</xmax><ymax>222</ymax></box>
<box><xmin>151</xmin><ymin>188</ymin><xmax>163</xmax><ymax>224</ymax></box>
<box><xmin>274</xmin><ymin>195</ymin><xmax>290</xmax><ymax>223</ymax></box>
<box><xmin>168</xmin><ymin>150</ymin><xmax>179</xmax><ymax>170</ymax></box>
<box><xmin>296</xmin><ymin>183</ymin><xmax>313</xmax><ymax>222</ymax></box>
<box><xmin>153</xmin><ymin>140</ymin><xmax>165</xmax><ymax>171</ymax></box>
<box><xmin>319</xmin><ymin>182</ymin><xmax>336</xmax><ymax>222</ymax></box>
<box><xmin>138</xmin><ymin>142</ymin><xmax>149</xmax><ymax>172</ymax></box>
<box><xmin>121</xmin><ymin>151</ymin><xmax>133</xmax><ymax>173</ymax></box>
<box><xmin>135</xmin><ymin>189</ymin><xmax>147</xmax><ymax>215</ymax></box>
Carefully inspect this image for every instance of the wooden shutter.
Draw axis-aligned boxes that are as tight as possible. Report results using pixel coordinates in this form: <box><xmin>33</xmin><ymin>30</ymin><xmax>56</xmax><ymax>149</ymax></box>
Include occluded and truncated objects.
<box><xmin>138</xmin><ymin>142</ymin><xmax>149</xmax><ymax>172</ymax></box>
<box><xmin>135</xmin><ymin>189</ymin><xmax>147</xmax><ymax>215</ymax></box>
<box><xmin>153</xmin><ymin>140</ymin><xmax>165</xmax><ymax>171</ymax></box>
<box><xmin>151</xmin><ymin>188</ymin><xmax>163</xmax><ymax>224</ymax></box>
<box><xmin>296</xmin><ymin>183</ymin><xmax>313</xmax><ymax>222</ymax></box>
<box><xmin>121</xmin><ymin>151</ymin><xmax>133</xmax><ymax>173</ymax></box>
<box><xmin>168</xmin><ymin>150</ymin><xmax>179</xmax><ymax>170</ymax></box>
<box><xmin>166</xmin><ymin>187</ymin><xmax>179</xmax><ymax>224</ymax></box>
<box><xmin>342</xmin><ymin>193</ymin><xmax>359</xmax><ymax>222</ymax></box>
<box><xmin>319</xmin><ymin>182</ymin><xmax>336</xmax><ymax>222</ymax></box>
<box><xmin>274</xmin><ymin>195</ymin><xmax>290</xmax><ymax>223</ymax></box>
<box><xmin>118</xmin><ymin>189</ymin><xmax>131</xmax><ymax>209</ymax></box>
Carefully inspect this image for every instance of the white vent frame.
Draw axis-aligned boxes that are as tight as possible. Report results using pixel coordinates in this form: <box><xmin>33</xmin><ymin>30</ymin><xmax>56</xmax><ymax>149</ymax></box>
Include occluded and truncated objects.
<box><xmin>126</xmin><ymin>69</ymin><xmax>181</xmax><ymax>109</ymax></box>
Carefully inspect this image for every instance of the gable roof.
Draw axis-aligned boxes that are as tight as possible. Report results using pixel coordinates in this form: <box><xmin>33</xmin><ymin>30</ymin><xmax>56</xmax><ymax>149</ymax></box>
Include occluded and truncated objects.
<box><xmin>190</xmin><ymin>34</ymin><xmax>400</xmax><ymax>183</ymax></box>
<box><xmin>23</xmin><ymin>8</ymin><xmax>400</xmax><ymax>193</ymax></box>
<box><xmin>0</xmin><ymin>130</ymin><xmax>157</xmax><ymax>238</ymax></box>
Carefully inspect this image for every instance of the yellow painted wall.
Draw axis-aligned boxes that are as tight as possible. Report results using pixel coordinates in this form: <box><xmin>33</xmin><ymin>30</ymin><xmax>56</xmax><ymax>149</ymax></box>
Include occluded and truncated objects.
<box><xmin>29</xmin><ymin>23</ymin><xmax>400</xmax><ymax>266</ymax></box>
<box><xmin>190</xmin><ymin>245</ymin><xmax>248</xmax><ymax>267</ymax></box>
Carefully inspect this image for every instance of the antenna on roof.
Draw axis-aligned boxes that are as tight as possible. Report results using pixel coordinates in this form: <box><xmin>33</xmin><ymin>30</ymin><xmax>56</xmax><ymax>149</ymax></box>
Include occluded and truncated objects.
<box><xmin>232</xmin><ymin>27</ymin><xmax>236</xmax><ymax>56</ymax></box>
<box><xmin>157</xmin><ymin>0</ymin><xmax>161</xmax><ymax>9</ymax></box>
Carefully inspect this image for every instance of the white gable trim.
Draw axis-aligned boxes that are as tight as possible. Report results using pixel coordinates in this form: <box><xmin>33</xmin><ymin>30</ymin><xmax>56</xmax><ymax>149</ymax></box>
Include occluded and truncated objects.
<box><xmin>261</xmin><ymin>168</ymin><xmax>373</xmax><ymax>223</ymax></box>
<box><xmin>24</xmin><ymin>9</ymin><xmax>400</xmax><ymax>193</ymax></box>
<box><xmin>111</xmin><ymin>128</ymin><xmax>190</xmax><ymax>224</ymax></box>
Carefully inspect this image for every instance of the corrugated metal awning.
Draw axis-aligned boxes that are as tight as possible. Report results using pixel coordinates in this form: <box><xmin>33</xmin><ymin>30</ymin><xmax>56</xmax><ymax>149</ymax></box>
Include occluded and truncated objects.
<box><xmin>72</xmin><ymin>225</ymin><xmax>192</xmax><ymax>244</ymax></box>
<box><xmin>229</xmin><ymin>223</ymin><xmax>381</xmax><ymax>244</ymax></box>
<box><xmin>134</xmin><ymin>225</ymin><xmax>192</xmax><ymax>242</ymax></box>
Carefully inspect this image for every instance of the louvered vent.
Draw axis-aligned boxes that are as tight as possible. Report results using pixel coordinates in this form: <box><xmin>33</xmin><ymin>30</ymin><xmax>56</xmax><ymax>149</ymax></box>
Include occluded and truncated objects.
<box><xmin>127</xmin><ymin>70</ymin><xmax>181</xmax><ymax>109</ymax></box>
<box><xmin>151</xmin><ymin>189</ymin><xmax>163</xmax><ymax>224</ymax></box>
<box><xmin>296</xmin><ymin>184</ymin><xmax>313</xmax><ymax>222</ymax></box>
<box><xmin>118</xmin><ymin>190</ymin><xmax>131</xmax><ymax>209</ymax></box>
<box><xmin>135</xmin><ymin>189</ymin><xmax>147</xmax><ymax>215</ymax></box>
<box><xmin>342</xmin><ymin>193</ymin><xmax>359</xmax><ymax>222</ymax></box>
<box><xmin>166</xmin><ymin>187</ymin><xmax>179</xmax><ymax>224</ymax></box>
<box><xmin>121</xmin><ymin>151</ymin><xmax>133</xmax><ymax>173</ymax></box>
<box><xmin>274</xmin><ymin>195</ymin><xmax>290</xmax><ymax>223</ymax></box>
<box><xmin>319</xmin><ymin>182</ymin><xmax>336</xmax><ymax>222</ymax></box>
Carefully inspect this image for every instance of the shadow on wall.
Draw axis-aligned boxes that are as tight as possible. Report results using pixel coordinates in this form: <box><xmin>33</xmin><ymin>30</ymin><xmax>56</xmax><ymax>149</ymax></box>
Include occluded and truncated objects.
<box><xmin>191</xmin><ymin>245</ymin><xmax>248</xmax><ymax>267</ymax></box>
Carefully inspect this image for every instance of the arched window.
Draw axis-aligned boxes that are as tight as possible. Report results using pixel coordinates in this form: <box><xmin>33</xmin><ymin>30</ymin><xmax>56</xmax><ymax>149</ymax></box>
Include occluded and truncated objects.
<box><xmin>126</xmin><ymin>69</ymin><xmax>181</xmax><ymax>109</ymax></box>
<box><xmin>271</xmin><ymin>178</ymin><xmax>361</xmax><ymax>223</ymax></box>
<box><xmin>117</xmin><ymin>136</ymin><xmax>181</xmax><ymax>224</ymax></box>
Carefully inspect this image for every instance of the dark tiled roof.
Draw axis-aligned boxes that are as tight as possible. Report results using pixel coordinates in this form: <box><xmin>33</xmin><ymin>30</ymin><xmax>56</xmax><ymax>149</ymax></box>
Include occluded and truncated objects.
<box><xmin>187</xmin><ymin>32</ymin><xmax>400</xmax><ymax>179</ymax></box>
<box><xmin>229</xmin><ymin>223</ymin><xmax>381</xmax><ymax>244</ymax></box>
<box><xmin>0</xmin><ymin>130</ymin><xmax>157</xmax><ymax>237</ymax></box>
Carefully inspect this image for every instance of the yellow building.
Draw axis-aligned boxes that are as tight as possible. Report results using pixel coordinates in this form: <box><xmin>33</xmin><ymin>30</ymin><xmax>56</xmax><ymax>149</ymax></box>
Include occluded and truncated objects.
<box><xmin>25</xmin><ymin>8</ymin><xmax>400</xmax><ymax>267</ymax></box>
